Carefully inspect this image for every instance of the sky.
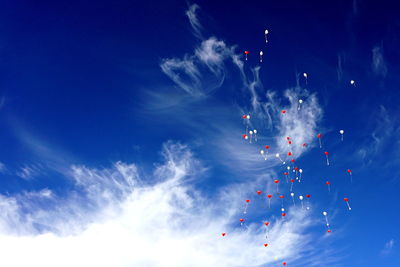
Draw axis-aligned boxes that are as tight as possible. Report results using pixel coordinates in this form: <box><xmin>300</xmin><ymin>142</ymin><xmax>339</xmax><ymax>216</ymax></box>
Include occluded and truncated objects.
<box><xmin>0</xmin><ymin>0</ymin><xmax>399</xmax><ymax>266</ymax></box>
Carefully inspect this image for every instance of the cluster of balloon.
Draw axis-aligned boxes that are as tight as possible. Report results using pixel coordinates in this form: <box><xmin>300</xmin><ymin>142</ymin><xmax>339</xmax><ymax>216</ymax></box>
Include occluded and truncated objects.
<box><xmin>223</xmin><ymin>29</ymin><xmax>360</xmax><ymax>265</ymax></box>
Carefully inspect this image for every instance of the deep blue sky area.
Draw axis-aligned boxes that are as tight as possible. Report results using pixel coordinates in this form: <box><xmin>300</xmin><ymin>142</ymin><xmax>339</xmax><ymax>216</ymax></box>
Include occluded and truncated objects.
<box><xmin>0</xmin><ymin>0</ymin><xmax>399</xmax><ymax>266</ymax></box>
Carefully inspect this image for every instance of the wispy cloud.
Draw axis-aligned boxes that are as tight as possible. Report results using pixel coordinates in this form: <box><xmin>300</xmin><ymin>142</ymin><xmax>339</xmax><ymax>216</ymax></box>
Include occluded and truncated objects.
<box><xmin>186</xmin><ymin>3</ymin><xmax>203</xmax><ymax>39</ymax></box>
<box><xmin>372</xmin><ymin>45</ymin><xmax>388</xmax><ymax>77</ymax></box>
<box><xmin>0</xmin><ymin>141</ymin><xmax>335</xmax><ymax>267</ymax></box>
<box><xmin>381</xmin><ymin>239</ymin><xmax>395</xmax><ymax>255</ymax></box>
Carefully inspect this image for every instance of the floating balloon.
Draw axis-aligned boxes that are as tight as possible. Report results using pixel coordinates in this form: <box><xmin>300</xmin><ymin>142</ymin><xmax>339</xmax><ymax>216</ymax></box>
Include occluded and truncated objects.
<box><xmin>305</xmin><ymin>194</ymin><xmax>311</xmax><ymax>210</ymax></box>
<box><xmin>253</xmin><ymin>129</ymin><xmax>258</xmax><ymax>142</ymax></box>
<box><xmin>290</xmin><ymin>179</ymin><xmax>295</xmax><ymax>191</ymax></box>
<box><xmin>317</xmin><ymin>133</ymin><xmax>322</xmax><ymax>148</ymax></box>
<box><xmin>243</xmin><ymin>134</ymin><xmax>248</xmax><ymax>140</ymax></box>
<box><xmin>260</xmin><ymin>150</ymin><xmax>267</xmax><ymax>160</ymax></box>
<box><xmin>281</xmin><ymin>110</ymin><xmax>286</xmax><ymax>114</ymax></box>
<box><xmin>284</xmin><ymin>172</ymin><xmax>289</xmax><ymax>183</ymax></box>
<box><xmin>287</xmin><ymin>151</ymin><xmax>292</xmax><ymax>156</ymax></box>
<box><xmin>299</xmin><ymin>195</ymin><xmax>304</xmax><ymax>209</ymax></box>
<box><xmin>322</xmin><ymin>211</ymin><xmax>331</xmax><ymax>232</ymax></box>
<box><xmin>299</xmin><ymin>169</ymin><xmax>303</xmax><ymax>182</ymax></box>
<box><xmin>274</xmin><ymin>179</ymin><xmax>280</xmax><ymax>192</ymax></box>
<box><xmin>339</xmin><ymin>129</ymin><xmax>344</xmax><ymax>141</ymax></box>
<box><xmin>260</xmin><ymin>51</ymin><xmax>263</xmax><ymax>62</ymax></box>
<box><xmin>264</xmin><ymin>222</ymin><xmax>269</xmax><ymax>226</ymax></box>
<box><xmin>290</xmin><ymin>192</ymin><xmax>295</xmax><ymax>205</ymax></box>
<box><xmin>240</xmin><ymin>218</ymin><xmax>245</xmax><ymax>225</ymax></box>
<box><xmin>350</xmin><ymin>80</ymin><xmax>355</xmax><ymax>86</ymax></box>
<box><xmin>344</xmin><ymin>197</ymin><xmax>352</xmax><ymax>210</ymax></box>
<box><xmin>264</xmin><ymin>29</ymin><xmax>269</xmax><ymax>43</ymax></box>
<box><xmin>265</xmin><ymin>145</ymin><xmax>270</xmax><ymax>155</ymax></box>
<box><xmin>281</xmin><ymin>212</ymin><xmax>286</xmax><ymax>217</ymax></box>
<box><xmin>298</xmin><ymin>99</ymin><xmax>304</xmax><ymax>110</ymax></box>
<box><xmin>324</xmin><ymin>151</ymin><xmax>330</xmax><ymax>166</ymax></box>
<box><xmin>347</xmin><ymin>169</ymin><xmax>353</xmax><ymax>183</ymax></box>
<box><xmin>257</xmin><ymin>190</ymin><xmax>262</xmax><ymax>195</ymax></box>
<box><xmin>326</xmin><ymin>181</ymin><xmax>331</xmax><ymax>192</ymax></box>
<box><xmin>302</xmin><ymin>143</ymin><xmax>308</xmax><ymax>147</ymax></box>
<box><xmin>221</xmin><ymin>232</ymin><xmax>226</xmax><ymax>237</ymax></box>
<box><xmin>244</xmin><ymin>50</ymin><xmax>249</xmax><ymax>61</ymax></box>
<box><xmin>249</xmin><ymin>130</ymin><xmax>253</xmax><ymax>143</ymax></box>
<box><xmin>275</xmin><ymin>153</ymin><xmax>285</xmax><ymax>164</ymax></box>
<box><xmin>264</xmin><ymin>243</ymin><xmax>269</xmax><ymax>247</ymax></box>
<box><xmin>267</xmin><ymin>194</ymin><xmax>272</xmax><ymax>208</ymax></box>
<box><xmin>243</xmin><ymin>199</ymin><xmax>250</xmax><ymax>214</ymax></box>
<box><xmin>283</xmin><ymin>262</ymin><xmax>287</xmax><ymax>266</ymax></box>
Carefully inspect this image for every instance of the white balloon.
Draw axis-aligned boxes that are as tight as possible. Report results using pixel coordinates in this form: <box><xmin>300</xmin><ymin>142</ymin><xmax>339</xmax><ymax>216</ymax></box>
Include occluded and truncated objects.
<box><xmin>275</xmin><ymin>153</ymin><xmax>280</xmax><ymax>158</ymax></box>
<box><xmin>340</xmin><ymin>130</ymin><xmax>344</xmax><ymax>134</ymax></box>
<box><xmin>303</xmin><ymin>73</ymin><xmax>307</xmax><ymax>78</ymax></box>
<box><xmin>299</xmin><ymin>99</ymin><xmax>303</xmax><ymax>104</ymax></box>
<box><xmin>323</xmin><ymin>211</ymin><xmax>327</xmax><ymax>216</ymax></box>
<box><xmin>260</xmin><ymin>51</ymin><xmax>263</xmax><ymax>56</ymax></box>
<box><xmin>350</xmin><ymin>80</ymin><xmax>355</xmax><ymax>85</ymax></box>
<box><xmin>246</xmin><ymin>115</ymin><xmax>250</xmax><ymax>119</ymax></box>
<box><xmin>299</xmin><ymin>195</ymin><xmax>304</xmax><ymax>200</ymax></box>
<box><xmin>299</xmin><ymin>169</ymin><xmax>303</xmax><ymax>173</ymax></box>
<box><xmin>290</xmin><ymin>192</ymin><xmax>294</xmax><ymax>197</ymax></box>
<box><xmin>281</xmin><ymin>208</ymin><xmax>285</xmax><ymax>212</ymax></box>
<box><xmin>265</xmin><ymin>29</ymin><xmax>269</xmax><ymax>34</ymax></box>
<box><xmin>249</xmin><ymin>131</ymin><xmax>253</xmax><ymax>135</ymax></box>
<box><xmin>260</xmin><ymin>150</ymin><xmax>265</xmax><ymax>155</ymax></box>
<box><xmin>287</xmin><ymin>166</ymin><xmax>290</xmax><ymax>170</ymax></box>
<box><xmin>253</xmin><ymin>129</ymin><xmax>257</xmax><ymax>133</ymax></box>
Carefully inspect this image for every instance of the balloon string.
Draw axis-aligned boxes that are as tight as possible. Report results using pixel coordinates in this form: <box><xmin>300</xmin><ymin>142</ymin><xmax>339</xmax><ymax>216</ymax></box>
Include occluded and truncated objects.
<box><xmin>292</xmin><ymin>196</ymin><xmax>295</xmax><ymax>206</ymax></box>
<box><xmin>319</xmin><ymin>139</ymin><xmax>322</xmax><ymax>149</ymax></box>
<box><xmin>290</xmin><ymin>182</ymin><xmax>293</xmax><ymax>192</ymax></box>
<box><xmin>341</xmin><ymin>135</ymin><xmax>344</xmax><ymax>141</ymax></box>
<box><xmin>301</xmin><ymin>201</ymin><xmax>304</xmax><ymax>209</ymax></box>
<box><xmin>243</xmin><ymin>203</ymin><xmax>248</xmax><ymax>214</ymax></box>
<box><xmin>326</xmin><ymin>155</ymin><xmax>330</xmax><ymax>166</ymax></box>
<box><xmin>268</xmin><ymin>199</ymin><xmax>271</xmax><ymax>209</ymax></box>
<box><xmin>346</xmin><ymin>202</ymin><xmax>352</xmax><ymax>210</ymax></box>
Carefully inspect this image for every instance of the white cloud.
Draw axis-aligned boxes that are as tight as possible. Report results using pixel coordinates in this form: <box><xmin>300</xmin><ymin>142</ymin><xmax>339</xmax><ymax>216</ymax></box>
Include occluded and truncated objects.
<box><xmin>372</xmin><ymin>45</ymin><xmax>388</xmax><ymax>77</ymax></box>
<box><xmin>0</xmin><ymin>141</ymin><xmax>330</xmax><ymax>267</ymax></box>
<box><xmin>186</xmin><ymin>4</ymin><xmax>203</xmax><ymax>39</ymax></box>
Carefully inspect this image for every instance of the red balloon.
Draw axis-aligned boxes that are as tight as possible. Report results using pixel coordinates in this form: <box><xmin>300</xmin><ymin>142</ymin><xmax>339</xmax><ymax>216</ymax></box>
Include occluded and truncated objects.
<box><xmin>281</xmin><ymin>110</ymin><xmax>286</xmax><ymax>114</ymax></box>
<box><xmin>306</xmin><ymin>194</ymin><xmax>311</xmax><ymax>198</ymax></box>
<box><xmin>283</xmin><ymin>262</ymin><xmax>287</xmax><ymax>266</ymax></box>
<box><xmin>291</xmin><ymin>159</ymin><xmax>295</xmax><ymax>163</ymax></box>
<box><xmin>281</xmin><ymin>213</ymin><xmax>286</xmax><ymax>217</ymax></box>
<box><xmin>264</xmin><ymin>243</ymin><xmax>269</xmax><ymax>247</ymax></box>
<box><xmin>288</xmin><ymin>140</ymin><xmax>292</xmax><ymax>144</ymax></box>
<box><xmin>264</xmin><ymin>222</ymin><xmax>269</xmax><ymax>226</ymax></box>
<box><xmin>290</xmin><ymin>179</ymin><xmax>294</xmax><ymax>183</ymax></box>
<box><xmin>243</xmin><ymin>134</ymin><xmax>248</xmax><ymax>139</ymax></box>
<box><xmin>347</xmin><ymin>169</ymin><xmax>352</xmax><ymax>173</ymax></box>
<box><xmin>244</xmin><ymin>51</ymin><xmax>249</xmax><ymax>55</ymax></box>
<box><xmin>265</xmin><ymin>145</ymin><xmax>270</xmax><ymax>149</ymax></box>
<box><xmin>246</xmin><ymin>199</ymin><xmax>250</xmax><ymax>203</ymax></box>
<box><xmin>288</xmin><ymin>152</ymin><xmax>292</xmax><ymax>156</ymax></box>
<box><xmin>327</xmin><ymin>229</ymin><xmax>331</xmax><ymax>233</ymax></box>
<box><xmin>302</xmin><ymin>143</ymin><xmax>308</xmax><ymax>147</ymax></box>
<box><xmin>294</xmin><ymin>167</ymin><xmax>299</xmax><ymax>171</ymax></box>
<box><xmin>279</xmin><ymin>195</ymin><xmax>284</xmax><ymax>199</ymax></box>
<box><xmin>221</xmin><ymin>233</ymin><xmax>226</xmax><ymax>236</ymax></box>
<box><xmin>324</xmin><ymin>151</ymin><xmax>329</xmax><ymax>155</ymax></box>
<box><xmin>267</xmin><ymin>194</ymin><xmax>272</xmax><ymax>198</ymax></box>
<box><xmin>344</xmin><ymin>198</ymin><xmax>349</xmax><ymax>202</ymax></box>
<box><xmin>284</xmin><ymin>172</ymin><xmax>288</xmax><ymax>175</ymax></box>
<box><xmin>326</xmin><ymin>181</ymin><xmax>330</xmax><ymax>185</ymax></box>
<box><xmin>257</xmin><ymin>190</ymin><xmax>262</xmax><ymax>195</ymax></box>
<box><xmin>274</xmin><ymin>179</ymin><xmax>279</xmax><ymax>184</ymax></box>
<box><xmin>242</xmin><ymin>115</ymin><xmax>247</xmax><ymax>119</ymax></box>
<box><xmin>317</xmin><ymin>133</ymin><xmax>322</xmax><ymax>138</ymax></box>
<box><xmin>240</xmin><ymin>218</ymin><xmax>244</xmax><ymax>222</ymax></box>
<box><xmin>286</xmin><ymin>137</ymin><xmax>291</xmax><ymax>140</ymax></box>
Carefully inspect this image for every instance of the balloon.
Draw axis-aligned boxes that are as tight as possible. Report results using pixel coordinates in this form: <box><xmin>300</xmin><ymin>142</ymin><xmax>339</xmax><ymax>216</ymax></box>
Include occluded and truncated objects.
<box><xmin>343</xmin><ymin>197</ymin><xmax>352</xmax><ymax>210</ymax></box>
<box><xmin>267</xmin><ymin>194</ymin><xmax>272</xmax><ymax>198</ymax></box>
<box><xmin>281</xmin><ymin>208</ymin><xmax>285</xmax><ymax>212</ymax></box>
<box><xmin>286</xmin><ymin>137</ymin><xmax>291</xmax><ymax>140</ymax></box>
<box><xmin>317</xmin><ymin>133</ymin><xmax>322</xmax><ymax>148</ymax></box>
<box><xmin>290</xmin><ymin>192</ymin><xmax>294</xmax><ymax>196</ymax></box>
<box><xmin>291</xmin><ymin>159</ymin><xmax>295</xmax><ymax>163</ymax></box>
<box><xmin>240</xmin><ymin>218</ymin><xmax>244</xmax><ymax>222</ymax></box>
<box><xmin>299</xmin><ymin>195</ymin><xmax>303</xmax><ymax>200</ymax></box>
<box><xmin>260</xmin><ymin>150</ymin><xmax>264</xmax><ymax>155</ymax></box>
<box><xmin>265</xmin><ymin>145</ymin><xmax>270</xmax><ymax>149</ymax></box>
<box><xmin>283</xmin><ymin>262</ymin><xmax>287</xmax><ymax>266</ymax></box>
<box><xmin>317</xmin><ymin>133</ymin><xmax>322</xmax><ymax>138</ymax></box>
<box><xmin>264</xmin><ymin>222</ymin><xmax>269</xmax><ymax>226</ymax></box>
<box><xmin>264</xmin><ymin>29</ymin><xmax>269</xmax><ymax>43</ymax></box>
<box><xmin>290</xmin><ymin>179</ymin><xmax>294</xmax><ymax>183</ymax></box>
<box><xmin>243</xmin><ymin>134</ymin><xmax>248</xmax><ymax>139</ymax></box>
<box><xmin>246</xmin><ymin>199</ymin><xmax>250</xmax><ymax>203</ymax></box>
<box><xmin>257</xmin><ymin>190</ymin><xmax>262</xmax><ymax>195</ymax></box>
<box><xmin>244</xmin><ymin>51</ymin><xmax>249</xmax><ymax>61</ymax></box>
<box><xmin>303</xmin><ymin>73</ymin><xmax>307</xmax><ymax>78</ymax></box>
<box><xmin>306</xmin><ymin>194</ymin><xmax>311</xmax><ymax>198</ymax></box>
<box><xmin>347</xmin><ymin>169</ymin><xmax>352</xmax><ymax>173</ymax></box>
<box><xmin>281</xmin><ymin>213</ymin><xmax>286</xmax><ymax>217</ymax></box>
<box><xmin>246</xmin><ymin>115</ymin><xmax>250</xmax><ymax>119</ymax></box>
<box><xmin>259</xmin><ymin>51</ymin><xmax>264</xmax><ymax>62</ymax></box>
<box><xmin>265</xmin><ymin>29</ymin><xmax>269</xmax><ymax>34</ymax></box>
<box><xmin>288</xmin><ymin>140</ymin><xmax>292</xmax><ymax>144</ymax></box>
<box><xmin>264</xmin><ymin>243</ymin><xmax>269</xmax><ymax>247</ymax></box>
<box><xmin>340</xmin><ymin>130</ymin><xmax>344</xmax><ymax>134</ymax></box>
<box><xmin>221</xmin><ymin>233</ymin><xmax>226</xmax><ymax>236</ymax></box>
<box><xmin>347</xmin><ymin>169</ymin><xmax>353</xmax><ymax>183</ymax></box>
<box><xmin>324</xmin><ymin>151</ymin><xmax>330</xmax><ymax>165</ymax></box>
<box><xmin>299</xmin><ymin>99</ymin><xmax>303</xmax><ymax>104</ymax></box>
<box><xmin>323</xmin><ymin>211</ymin><xmax>327</xmax><ymax>216</ymax></box>
<box><xmin>281</xmin><ymin>110</ymin><xmax>286</xmax><ymax>114</ymax></box>
<box><xmin>274</xmin><ymin>179</ymin><xmax>279</xmax><ymax>184</ymax></box>
<box><xmin>279</xmin><ymin>195</ymin><xmax>284</xmax><ymax>199</ymax></box>
<box><xmin>242</xmin><ymin>114</ymin><xmax>246</xmax><ymax>119</ymax></box>
<box><xmin>260</xmin><ymin>51</ymin><xmax>263</xmax><ymax>56</ymax></box>
<box><xmin>327</xmin><ymin>229</ymin><xmax>331</xmax><ymax>233</ymax></box>
<box><xmin>288</xmin><ymin>152</ymin><xmax>292</xmax><ymax>156</ymax></box>
<box><xmin>324</xmin><ymin>151</ymin><xmax>329</xmax><ymax>155</ymax></box>
<box><xmin>302</xmin><ymin>143</ymin><xmax>308</xmax><ymax>147</ymax></box>
<box><xmin>344</xmin><ymin>198</ymin><xmax>349</xmax><ymax>202</ymax></box>
<box><xmin>350</xmin><ymin>80</ymin><xmax>355</xmax><ymax>85</ymax></box>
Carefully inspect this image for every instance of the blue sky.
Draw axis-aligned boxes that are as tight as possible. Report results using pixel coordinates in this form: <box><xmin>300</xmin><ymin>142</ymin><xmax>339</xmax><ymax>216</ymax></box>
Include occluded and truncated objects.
<box><xmin>0</xmin><ymin>0</ymin><xmax>399</xmax><ymax>266</ymax></box>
